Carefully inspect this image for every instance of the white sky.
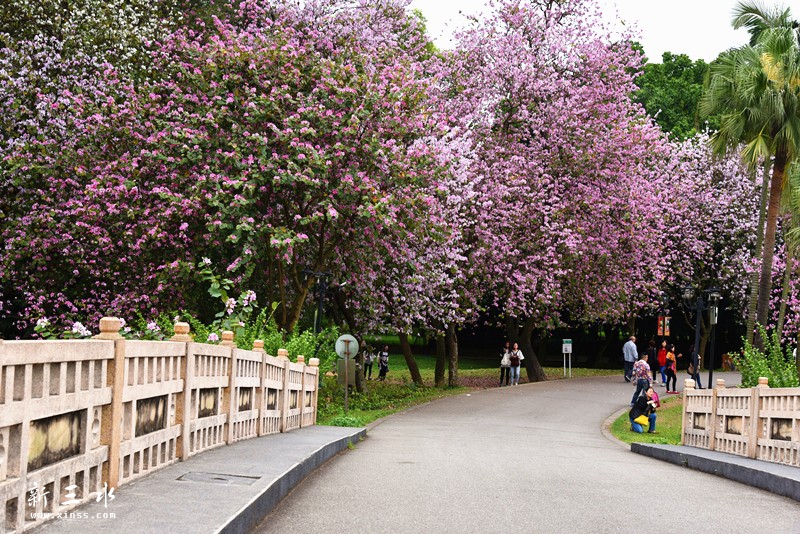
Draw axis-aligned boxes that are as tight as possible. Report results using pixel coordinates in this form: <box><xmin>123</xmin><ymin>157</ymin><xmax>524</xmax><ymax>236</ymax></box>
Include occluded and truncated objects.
<box><xmin>409</xmin><ymin>0</ymin><xmax>755</xmax><ymax>63</ymax></box>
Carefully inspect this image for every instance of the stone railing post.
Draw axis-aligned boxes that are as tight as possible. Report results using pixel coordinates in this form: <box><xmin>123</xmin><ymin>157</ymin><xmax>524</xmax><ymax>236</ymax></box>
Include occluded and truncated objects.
<box><xmin>171</xmin><ymin>322</ymin><xmax>192</xmax><ymax>342</ymax></box>
<box><xmin>715</xmin><ymin>379</ymin><xmax>726</xmax><ymax>389</ymax></box>
<box><xmin>309</xmin><ymin>358</ymin><xmax>320</xmax><ymax>425</ymax></box>
<box><xmin>709</xmin><ymin>381</ymin><xmax>719</xmax><ymax>451</ymax></box>
<box><xmin>748</xmin><ymin>377</ymin><xmax>769</xmax><ymax>458</ymax></box>
<box><xmin>219</xmin><ymin>331</ymin><xmax>235</xmax><ymax>444</ymax></box>
<box><xmin>296</xmin><ymin>355</ymin><xmax>305</xmax><ymax>365</ymax></box>
<box><xmin>179</xmin><ymin>343</ymin><xmax>195</xmax><ymax>461</ymax></box>
<box><xmin>220</xmin><ymin>330</ymin><xmax>236</xmax><ymax>348</ymax></box>
<box><xmin>252</xmin><ymin>340</ymin><xmax>266</xmax><ymax>436</ymax></box>
<box><xmin>95</xmin><ymin>317</ymin><xmax>124</xmax><ymax>489</ymax></box>
<box><xmin>279</xmin><ymin>348</ymin><xmax>290</xmax><ymax>431</ymax></box>
<box><xmin>681</xmin><ymin>379</ymin><xmax>695</xmax><ymax>445</ymax></box>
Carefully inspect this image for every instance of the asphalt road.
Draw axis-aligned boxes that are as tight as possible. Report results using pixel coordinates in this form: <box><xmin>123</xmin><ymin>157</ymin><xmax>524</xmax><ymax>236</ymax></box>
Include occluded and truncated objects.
<box><xmin>253</xmin><ymin>373</ymin><xmax>800</xmax><ymax>534</ymax></box>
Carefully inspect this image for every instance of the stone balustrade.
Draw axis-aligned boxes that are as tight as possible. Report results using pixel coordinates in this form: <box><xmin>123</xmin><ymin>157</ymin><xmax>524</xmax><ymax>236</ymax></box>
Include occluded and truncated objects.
<box><xmin>0</xmin><ymin>319</ymin><xmax>319</xmax><ymax>533</ymax></box>
<box><xmin>682</xmin><ymin>377</ymin><xmax>800</xmax><ymax>467</ymax></box>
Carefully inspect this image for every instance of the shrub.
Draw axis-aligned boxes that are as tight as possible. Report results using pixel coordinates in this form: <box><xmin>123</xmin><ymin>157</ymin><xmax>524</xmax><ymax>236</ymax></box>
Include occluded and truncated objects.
<box><xmin>734</xmin><ymin>325</ymin><xmax>799</xmax><ymax>388</ymax></box>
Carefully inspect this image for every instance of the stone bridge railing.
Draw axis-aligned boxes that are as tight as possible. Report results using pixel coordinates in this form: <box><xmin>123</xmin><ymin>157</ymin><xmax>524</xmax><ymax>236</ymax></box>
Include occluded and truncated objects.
<box><xmin>0</xmin><ymin>318</ymin><xmax>320</xmax><ymax>533</ymax></box>
<box><xmin>682</xmin><ymin>377</ymin><xmax>800</xmax><ymax>468</ymax></box>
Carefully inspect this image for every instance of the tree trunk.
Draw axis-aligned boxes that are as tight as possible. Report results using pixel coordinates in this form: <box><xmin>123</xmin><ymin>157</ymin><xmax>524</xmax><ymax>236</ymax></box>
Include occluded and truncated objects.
<box><xmin>746</xmin><ymin>158</ymin><xmax>771</xmax><ymax>346</ymax></box>
<box><xmin>334</xmin><ymin>291</ymin><xmax>365</xmax><ymax>393</ymax></box>
<box><xmin>796</xmin><ymin>330</ymin><xmax>800</xmax><ymax>380</ymax></box>
<box><xmin>626</xmin><ymin>315</ymin><xmax>636</xmax><ymax>337</ymax></box>
<box><xmin>594</xmin><ymin>324</ymin><xmax>611</xmax><ymax>367</ymax></box>
<box><xmin>398</xmin><ymin>331</ymin><xmax>423</xmax><ymax>386</ymax></box>
<box><xmin>776</xmin><ymin>243</ymin><xmax>793</xmax><ymax>341</ymax></box>
<box><xmin>505</xmin><ymin>316</ymin><xmax>520</xmax><ymax>345</ymax></box>
<box><xmin>520</xmin><ymin>317</ymin><xmax>546</xmax><ymax>382</ymax></box>
<box><xmin>755</xmin><ymin>152</ymin><xmax>787</xmax><ymax>346</ymax></box>
<box><xmin>434</xmin><ymin>333</ymin><xmax>446</xmax><ymax>387</ymax></box>
<box><xmin>278</xmin><ymin>285</ymin><xmax>311</xmax><ymax>333</ymax></box>
<box><xmin>446</xmin><ymin>324</ymin><xmax>459</xmax><ymax>387</ymax></box>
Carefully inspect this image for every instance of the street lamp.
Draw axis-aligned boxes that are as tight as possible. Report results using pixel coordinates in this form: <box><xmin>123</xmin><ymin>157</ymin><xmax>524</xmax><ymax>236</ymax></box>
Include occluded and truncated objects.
<box><xmin>302</xmin><ymin>269</ymin><xmax>332</xmax><ymax>334</ymax></box>
<box><xmin>681</xmin><ymin>285</ymin><xmax>721</xmax><ymax>387</ymax></box>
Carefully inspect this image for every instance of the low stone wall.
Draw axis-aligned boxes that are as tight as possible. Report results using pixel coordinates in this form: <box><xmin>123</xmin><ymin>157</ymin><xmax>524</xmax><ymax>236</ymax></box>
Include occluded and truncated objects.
<box><xmin>0</xmin><ymin>318</ymin><xmax>320</xmax><ymax>533</ymax></box>
<box><xmin>682</xmin><ymin>377</ymin><xmax>800</xmax><ymax>468</ymax></box>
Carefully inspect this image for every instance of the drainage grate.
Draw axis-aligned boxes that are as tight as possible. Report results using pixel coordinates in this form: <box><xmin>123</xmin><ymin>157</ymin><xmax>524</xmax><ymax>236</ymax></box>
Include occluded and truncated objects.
<box><xmin>177</xmin><ymin>472</ymin><xmax>260</xmax><ymax>486</ymax></box>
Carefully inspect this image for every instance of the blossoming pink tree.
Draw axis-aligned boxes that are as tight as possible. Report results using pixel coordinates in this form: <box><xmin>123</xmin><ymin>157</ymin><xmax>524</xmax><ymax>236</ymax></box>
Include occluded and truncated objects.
<box><xmin>1</xmin><ymin>0</ymin><xmax>451</xmax><ymax>334</ymax></box>
<box><xmin>438</xmin><ymin>0</ymin><xmax>673</xmax><ymax>379</ymax></box>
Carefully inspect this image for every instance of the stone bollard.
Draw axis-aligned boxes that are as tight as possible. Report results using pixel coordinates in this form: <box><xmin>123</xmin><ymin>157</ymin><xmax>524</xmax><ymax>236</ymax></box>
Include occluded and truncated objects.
<box><xmin>220</xmin><ymin>330</ymin><xmax>236</xmax><ymax>348</ymax></box>
<box><xmin>171</xmin><ymin>322</ymin><xmax>192</xmax><ymax>342</ymax></box>
<box><xmin>757</xmin><ymin>376</ymin><xmax>770</xmax><ymax>388</ymax></box>
<box><xmin>277</xmin><ymin>348</ymin><xmax>289</xmax><ymax>361</ymax></box>
<box><xmin>309</xmin><ymin>358</ymin><xmax>320</xmax><ymax>367</ymax></box>
<box><xmin>296</xmin><ymin>355</ymin><xmax>305</xmax><ymax>366</ymax></box>
<box><xmin>93</xmin><ymin>317</ymin><xmax>122</xmax><ymax>340</ymax></box>
<box><xmin>684</xmin><ymin>378</ymin><xmax>695</xmax><ymax>391</ymax></box>
<box><xmin>252</xmin><ymin>340</ymin><xmax>265</xmax><ymax>353</ymax></box>
<box><xmin>715</xmin><ymin>378</ymin><xmax>726</xmax><ymax>390</ymax></box>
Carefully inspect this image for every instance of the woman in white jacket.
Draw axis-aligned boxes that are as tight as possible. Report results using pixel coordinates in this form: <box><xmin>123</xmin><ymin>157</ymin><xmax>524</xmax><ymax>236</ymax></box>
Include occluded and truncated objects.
<box><xmin>499</xmin><ymin>341</ymin><xmax>511</xmax><ymax>387</ymax></box>
<box><xmin>508</xmin><ymin>342</ymin><xmax>524</xmax><ymax>386</ymax></box>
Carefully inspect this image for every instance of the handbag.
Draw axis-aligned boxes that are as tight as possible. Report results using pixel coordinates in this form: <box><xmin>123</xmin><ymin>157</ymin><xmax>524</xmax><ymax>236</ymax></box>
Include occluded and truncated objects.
<box><xmin>688</xmin><ymin>363</ymin><xmax>695</xmax><ymax>375</ymax></box>
<box><xmin>633</xmin><ymin>415</ymin><xmax>649</xmax><ymax>426</ymax></box>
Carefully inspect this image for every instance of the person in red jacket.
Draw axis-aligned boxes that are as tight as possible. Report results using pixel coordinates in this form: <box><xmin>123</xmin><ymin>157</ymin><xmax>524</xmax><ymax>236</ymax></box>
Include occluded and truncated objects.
<box><xmin>657</xmin><ymin>339</ymin><xmax>668</xmax><ymax>386</ymax></box>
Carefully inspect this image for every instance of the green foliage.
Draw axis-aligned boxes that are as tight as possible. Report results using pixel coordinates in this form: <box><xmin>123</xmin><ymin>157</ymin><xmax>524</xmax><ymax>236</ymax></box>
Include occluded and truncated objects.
<box><xmin>633</xmin><ymin>51</ymin><xmax>716</xmax><ymax>139</ymax></box>
<box><xmin>326</xmin><ymin>414</ymin><xmax>366</xmax><ymax>427</ymax></box>
<box><xmin>610</xmin><ymin>396</ymin><xmax>684</xmax><ymax>445</ymax></box>
<box><xmin>734</xmin><ymin>325</ymin><xmax>800</xmax><ymax>387</ymax></box>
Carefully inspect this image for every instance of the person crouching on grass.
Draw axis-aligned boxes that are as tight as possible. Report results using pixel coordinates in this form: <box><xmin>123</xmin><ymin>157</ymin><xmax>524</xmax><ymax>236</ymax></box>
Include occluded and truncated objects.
<box><xmin>629</xmin><ymin>387</ymin><xmax>657</xmax><ymax>433</ymax></box>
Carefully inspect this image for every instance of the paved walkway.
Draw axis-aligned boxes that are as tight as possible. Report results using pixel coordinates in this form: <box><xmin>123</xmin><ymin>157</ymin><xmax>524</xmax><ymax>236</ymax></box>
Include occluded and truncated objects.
<box><xmin>255</xmin><ymin>373</ymin><xmax>800</xmax><ymax>534</ymax></box>
<box><xmin>31</xmin><ymin>372</ymin><xmax>800</xmax><ymax>534</ymax></box>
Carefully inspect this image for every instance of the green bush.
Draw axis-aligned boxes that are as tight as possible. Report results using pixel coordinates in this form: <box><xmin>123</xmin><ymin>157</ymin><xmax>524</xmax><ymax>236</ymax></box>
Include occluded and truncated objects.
<box><xmin>734</xmin><ymin>325</ymin><xmax>799</xmax><ymax>388</ymax></box>
<box><xmin>326</xmin><ymin>414</ymin><xmax>366</xmax><ymax>427</ymax></box>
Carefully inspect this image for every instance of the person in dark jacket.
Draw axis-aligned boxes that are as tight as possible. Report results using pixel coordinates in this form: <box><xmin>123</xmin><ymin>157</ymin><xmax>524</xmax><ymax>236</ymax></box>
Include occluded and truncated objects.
<box><xmin>647</xmin><ymin>339</ymin><xmax>658</xmax><ymax>384</ymax></box>
<box><xmin>690</xmin><ymin>349</ymin><xmax>704</xmax><ymax>389</ymax></box>
<box><xmin>629</xmin><ymin>387</ymin><xmax>657</xmax><ymax>433</ymax></box>
<box><xmin>378</xmin><ymin>345</ymin><xmax>390</xmax><ymax>381</ymax></box>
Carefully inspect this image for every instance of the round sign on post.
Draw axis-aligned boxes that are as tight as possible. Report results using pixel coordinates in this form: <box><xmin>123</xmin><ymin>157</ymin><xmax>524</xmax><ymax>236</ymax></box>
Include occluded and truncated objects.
<box><xmin>335</xmin><ymin>334</ymin><xmax>359</xmax><ymax>359</ymax></box>
<box><xmin>335</xmin><ymin>335</ymin><xmax>359</xmax><ymax>414</ymax></box>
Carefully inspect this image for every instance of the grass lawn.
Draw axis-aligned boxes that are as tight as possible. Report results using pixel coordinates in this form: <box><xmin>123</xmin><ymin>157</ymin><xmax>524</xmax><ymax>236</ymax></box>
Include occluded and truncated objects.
<box><xmin>318</xmin><ymin>352</ymin><xmax>620</xmax><ymax>427</ymax></box>
<box><xmin>609</xmin><ymin>394</ymin><xmax>684</xmax><ymax>445</ymax></box>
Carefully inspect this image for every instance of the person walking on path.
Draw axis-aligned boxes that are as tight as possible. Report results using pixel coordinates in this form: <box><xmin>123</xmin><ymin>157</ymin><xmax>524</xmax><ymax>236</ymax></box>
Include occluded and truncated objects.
<box><xmin>622</xmin><ymin>335</ymin><xmax>637</xmax><ymax>382</ymax></box>
<box><xmin>647</xmin><ymin>339</ymin><xmax>658</xmax><ymax>385</ymax></box>
<box><xmin>508</xmin><ymin>342</ymin><xmax>524</xmax><ymax>386</ymax></box>
<box><xmin>377</xmin><ymin>345</ymin><xmax>390</xmax><ymax>381</ymax></box>
<box><xmin>689</xmin><ymin>349</ymin><xmax>703</xmax><ymax>389</ymax></box>
<box><xmin>363</xmin><ymin>348</ymin><xmax>374</xmax><ymax>380</ymax></box>
<box><xmin>664</xmin><ymin>345</ymin><xmax>678</xmax><ymax>393</ymax></box>
<box><xmin>657</xmin><ymin>339</ymin><xmax>668</xmax><ymax>386</ymax></box>
<box><xmin>629</xmin><ymin>386</ymin><xmax>658</xmax><ymax>433</ymax></box>
<box><xmin>630</xmin><ymin>353</ymin><xmax>651</xmax><ymax>406</ymax></box>
<box><xmin>499</xmin><ymin>341</ymin><xmax>511</xmax><ymax>387</ymax></box>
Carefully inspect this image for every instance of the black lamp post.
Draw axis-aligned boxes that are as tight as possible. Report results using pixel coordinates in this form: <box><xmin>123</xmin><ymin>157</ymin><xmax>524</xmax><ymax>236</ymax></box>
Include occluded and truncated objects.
<box><xmin>303</xmin><ymin>270</ymin><xmax>332</xmax><ymax>334</ymax></box>
<box><xmin>681</xmin><ymin>285</ymin><xmax>721</xmax><ymax>387</ymax></box>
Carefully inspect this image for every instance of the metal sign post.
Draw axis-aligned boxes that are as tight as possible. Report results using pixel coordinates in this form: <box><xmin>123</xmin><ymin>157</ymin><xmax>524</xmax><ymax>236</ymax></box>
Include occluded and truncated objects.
<box><xmin>335</xmin><ymin>335</ymin><xmax>359</xmax><ymax>414</ymax></box>
<box><xmin>562</xmin><ymin>339</ymin><xmax>572</xmax><ymax>378</ymax></box>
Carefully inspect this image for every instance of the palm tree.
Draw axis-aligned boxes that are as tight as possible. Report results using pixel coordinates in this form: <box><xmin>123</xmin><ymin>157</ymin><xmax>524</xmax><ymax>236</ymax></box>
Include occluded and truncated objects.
<box><xmin>700</xmin><ymin>1</ymin><xmax>800</xmax><ymax>343</ymax></box>
<box><xmin>780</xmin><ymin>166</ymin><xmax>800</xmax><ymax>377</ymax></box>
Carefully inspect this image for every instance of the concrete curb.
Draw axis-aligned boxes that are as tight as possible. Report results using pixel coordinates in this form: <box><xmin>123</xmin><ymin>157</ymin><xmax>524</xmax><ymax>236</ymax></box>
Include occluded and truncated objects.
<box><xmin>217</xmin><ymin>428</ymin><xmax>367</xmax><ymax>534</ymax></box>
<box><xmin>631</xmin><ymin>443</ymin><xmax>800</xmax><ymax>502</ymax></box>
<box><xmin>600</xmin><ymin>407</ymin><xmax>632</xmax><ymax>452</ymax></box>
